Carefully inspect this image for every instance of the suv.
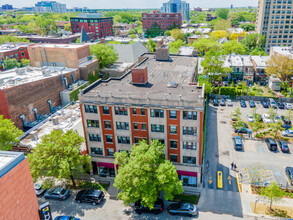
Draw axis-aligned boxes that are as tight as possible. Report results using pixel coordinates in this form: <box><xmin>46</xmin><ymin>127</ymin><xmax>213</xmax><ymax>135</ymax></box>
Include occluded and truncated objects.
<box><xmin>134</xmin><ymin>199</ymin><xmax>164</xmax><ymax>215</ymax></box>
<box><xmin>285</xmin><ymin>167</ymin><xmax>293</xmax><ymax>185</ymax></box>
<box><xmin>75</xmin><ymin>189</ymin><xmax>104</xmax><ymax>206</ymax></box>
<box><xmin>269</xmin><ymin>98</ymin><xmax>277</xmax><ymax>109</ymax></box>
<box><xmin>233</xmin><ymin>136</ymin><xmax>243</xmax><ymax>151</ymax></box>
<box><xmin>265</xmin><ymin>138</ymin><xmax>277</xmax><ymax>151</ymax></box>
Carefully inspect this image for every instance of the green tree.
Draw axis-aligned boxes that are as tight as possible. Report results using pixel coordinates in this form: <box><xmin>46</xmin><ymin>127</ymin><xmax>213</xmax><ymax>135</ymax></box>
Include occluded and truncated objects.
<box><xmin>267</xmin><ymin>107</ymin><xmax>276</xmax><ymax>121</ymax></box>
<box><xmin>192</xmin><ymin>38</ymin><xmax>220</xmax><ymax>56</ymax></box>
<box><xmin>259</xmin><ymin>182</ymin><xmax>284</xmax><ymax>210</ymax></box>
<box><xmin>220</xmin><ymin>41</ymin><xmax>247</xmax><ymax>55</ymax></box>
<box><xmin>245</xmin><ymin>163</ymin><xmax>270</xmax><ymax>185</ymax></box>
<box><xmin>21</xmin><ymin>59</ymin><xmax>30</xmax><ymax>67</ymax></box>
<box><xmin>0</xmin><ymin>115</ymin><xmax>23</xmax><ymax>151</ymax></box>
<box><xmin>148</xmin><ymin>39</ymin><xmax>156</xmax><ymax>53</ymax></box>
<box><xmin>64</xmin><ymin>23</ymin><xmax>72</xmax><ymax>31</ymax></box>
<box><xmin>114</xmin><ymin>140</ymin><xmax>183</xmax><ymax>209</ymax></box>
<box><xmin>239</xmin><ymin>23</ymin><xmax>255</xmax><ymax>31</ymax></box>
<box><xmin>130</xmin><ymin>34</ymin><xmax>137</xmax><ymax>39</ymax></box>
<box><xmin>266</xmin><ymin>54</ymin><xmax>293</xmax><ymax>82</ymax></box>
<box><xmin>90</xmin><ymin>44</ymin><xmax>118</xmax><ymax>69</ymax></box>
<box><xmin>146</xmin><ymin>22</ymin><xmax>162</xmax><ymax>37</ymax></box>
<box><xmin>284</xmin><ymin>109</ymin><xmax>293</xmax><ymax>122</ymax></box>
<box><xmin>128</xmin><ymin>28</ymin><xmax>136</xmax><ymax>35</ymax></box>
<box><xmin>27</xmin><ymin>129</ymin><xmax>91</xmax><ymax>188</ymax></box>
<box><xmin>168</xmin><ymin>39</ymin><xmax>184</xmax><ymax>54</ymax></box>
<box><xmin>170</xmin><ymin>29</ymin><xmax>184</xmax><ymax>41</ymax></box>
<box><xmin>216</xmin><ymin>8</ymin><xmax>229</xmax><ymax>20</ymax></box>
<box><xmin>164</xmin><ymin>30</ymin><xmax>171</xmax><ymax>36</ymax></box>
<box><xmin>213</xmin><ymin>20</ymin><xmax>232</xmax><ymax>31</ymax></box>
<box><xmin>4</xmin><ymin>58</ymin><xmax>20</xmax><ymax>69</ymax></box>
<box><xmin>240</xmin><ymin>33</ymin><xmax>266</xmax><ymax>52</ymax></box>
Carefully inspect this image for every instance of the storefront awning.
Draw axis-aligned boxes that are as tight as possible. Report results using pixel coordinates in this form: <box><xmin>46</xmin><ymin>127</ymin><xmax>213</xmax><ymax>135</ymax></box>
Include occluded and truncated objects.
<box><xmin>177</xmin><ymin>170</ymin><xmax>197</xmax><ymax>177</ymax></box>
<box><xmin>97</xmin><ymin>162</ymin><xmax>114</xmax><ymax>169</ymax></box>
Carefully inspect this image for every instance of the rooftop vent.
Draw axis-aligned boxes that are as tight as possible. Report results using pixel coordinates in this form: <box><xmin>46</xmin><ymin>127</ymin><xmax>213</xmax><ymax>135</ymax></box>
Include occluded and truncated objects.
<box><xmin>131</xmin><ymin>66</ymin><xmax>148</xmax><ymax>85</ymax></box>
<box><xmin>167</xmin><ymin>82</ymin><xmax>178</xmax><ymax>88</ymax></box>
<box><xmin>16</xmin><ymin>68</ymin><xmax>26</xmax><ymax>75</ymax></box>
<box><xmin>156</xmin><ymin>47</ymin><xmax>170</xmax><ymax>61</ymax></box>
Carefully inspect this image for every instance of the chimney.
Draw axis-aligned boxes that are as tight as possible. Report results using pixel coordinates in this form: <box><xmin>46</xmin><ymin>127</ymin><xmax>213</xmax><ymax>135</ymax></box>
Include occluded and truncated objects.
<box><xmin>131</xmin><ymin>67</ymin><xmax>148</xmax><ymax>85</ymax></box>
<box><xmin>156</xmin><ymin>47</ymin><xmax>169</xmax><ymax>61</ymax></box>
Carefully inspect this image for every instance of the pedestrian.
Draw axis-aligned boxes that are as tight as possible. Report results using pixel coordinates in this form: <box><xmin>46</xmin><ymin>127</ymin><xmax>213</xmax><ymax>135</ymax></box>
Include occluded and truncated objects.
<box><xmin>234</xmin><ymin>163</ymin><xmax>237</xmax><ymax>171</ymax></box>
<box><xmin>231</xmin><ymin>162</ymin><xmax>234</xmax><ymax>170</ymax></box>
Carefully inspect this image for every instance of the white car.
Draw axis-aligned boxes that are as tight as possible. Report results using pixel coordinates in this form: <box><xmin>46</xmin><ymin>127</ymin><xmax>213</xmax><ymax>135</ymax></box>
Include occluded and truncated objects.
<box><xmin>34</xmin><ymin>183</ymin><xmax>46</xmax><ymax>196</ymax></box>
<box><xmin>263</xmin><ymin>114</ymin><xmax>273</xmax><ymax>123</ymax></box>
<box><xmin>247</xmin><ymin>114</ymin><xmax>255</xmax><ymax>122</ymax></box>
<box><xmin>227</xmin><ymin>99</ymin><xmax>233</xmax><ymax>106</ymax></box>
<box><xmin>281</xmin><ymin>130</ymin><xmax>293</xmax><ymax>137</ymax></box>
<box><xmin>285</xmin><ymin>103</ymin><xmax>292</xmax><ymax>110</ymax></box>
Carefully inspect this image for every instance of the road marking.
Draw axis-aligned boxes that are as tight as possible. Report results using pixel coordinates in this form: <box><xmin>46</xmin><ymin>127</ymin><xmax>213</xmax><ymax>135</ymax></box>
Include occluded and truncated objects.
<box><xmin>228</xmin><ymin>176</ymin><xmax>232</xmax><ymax>185</ymax></box>
<box><xmin>217</xmin><ymin>171</ymin><xmax>223</xmax><ymax>189</ymax></box>
<box><xmin>208</xmin><ymin>175</ymin><xmax>213</xmax><ymax>184</ymax></box>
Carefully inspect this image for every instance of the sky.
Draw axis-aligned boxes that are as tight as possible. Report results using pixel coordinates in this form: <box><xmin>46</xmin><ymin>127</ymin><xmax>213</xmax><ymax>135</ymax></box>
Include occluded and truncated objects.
<box><xmin>6</xmin><ymin>0</ymin><xmax>258</xmax><ymax>9</ymax></box>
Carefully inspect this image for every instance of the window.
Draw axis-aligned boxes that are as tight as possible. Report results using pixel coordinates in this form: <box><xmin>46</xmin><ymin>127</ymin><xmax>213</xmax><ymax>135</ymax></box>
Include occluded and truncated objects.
<box><xmin>169</xmin><ymin>110</ymin><xmax>177</xmax><ymax>119</ymax></box>
<box><xmin>91</xmin><ymin>147</ymin><xmax>103</xmax><ymax>155</ymax></box>
<box><xmin>102</xmin><ymin>106</ymin><xmax>110</xmax><ymax>114</ymax></box>
<box><xmin>134</xmin><ymin>123</ymin><xmax>138</xmax><ymax>130</ymax></box>
<box><xmin>21</xmin><ymin>52</ymin><xmax>25</xmax><ymax>56</ymax></box>
<box><xmin>150</xmin><ymin>109</ymin><xmax>164</xmax><ymax>118</ymax></box>
<box><xmin>117</xmin><ymin>136</ymin><xmax>130</xmax><ymax>144</ymax></box>
<box><xmin>141</xmin><ymin>108</ymin><xmax>145</xmax><ymax>115</ymax></box>
<box><xmin>183</xmin><ymin>111</ymin><xmax>197</xmax><ymax>120</ymax></box>
<box><xmin>132</xmin><ymin>108</ymin><xmax>137</xmax><ymax>115</ymax></box>
<box><xmin>152</xmin><ymin>139</ymin><xmax>165</xmax><ymax>145</ymax></box>
<box><xmin>170</xmin><ymin>140</ymin><xmax>177</xmax><ymax>149</ymax></box>
<box><xmin>179</xmin><ymin>175</ymin><xmax>197</xmax><ymax>187</ymax></box>
<box><xmin>142</xmin><ymin>123</ymin><xmax>146</xmax><ymax>130</ymax></box>
<box><xmin>85</xmin><ymin>105</ymin><xmax>98</xmax><ymax>113</ymax></box>
<box><xmin>134</xmin><ymin>137</ymin><xmax>139</xmax><ymax>144</ymax></box>
<box><xmin>104</xmin><ymin>121</ymin><xmax>112</xmax><ymax>129</ymax></box>
<box><xmin>114</xmin><ymin>107</ymin><xmax>127</xmax><ymax>115</ymax></box>
<box><xmin>151</xmin><ymin>124</ymin><xmax>164</xmax><ymax>132</ymax></box>
<box><xmin>116</xmin><ymin>122</ymin><xmax>129</xmax><ymax>130</ymax></box>
<box><xmin>107</xmin><ymin>148</ymin><xmax>114</xmax><ymax>156</ymax></box>
<box><xmin>183</xmin><ymin>156</ymin><xmax>196</xmax><ymax>164</ymax></box>
<box><xmin>183</xmin><ymin>142</ymin><xmax>197</xmax><ymax>150</ymax></box>
<box><xmin>87</xmin><ymin>120</ymin><xmax>99</xmax><ymax>128</ymax></box>
<box><xmin>169</xmin><ymin>125</ymin><xmax>177</xmax><ymax>134</ymax></box>
<box><xmin>89</xmin><ymin>134</ymin><xmax>101</xmax><ymax>142</ymax></box>
<box><xmin>183</xmin><ymin>127</ymin><xmax>197</xmax><ymax>136</ymax></box>
<box><xmin>170</xmin><ymin>154</ymin><xmax>178</xmax><ymax>162</ymax></box>
<box><xmin>106</xmin><ymin>135</ymin><xmax>113</xmax><ymax>143</ymax></box>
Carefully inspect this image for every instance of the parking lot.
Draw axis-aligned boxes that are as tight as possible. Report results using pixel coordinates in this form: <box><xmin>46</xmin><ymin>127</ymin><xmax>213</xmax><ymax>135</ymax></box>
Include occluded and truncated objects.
<box><xmin>211</xmin><ymin>99</ymin><xmax>293</xmax><ymax>188</ymax></box>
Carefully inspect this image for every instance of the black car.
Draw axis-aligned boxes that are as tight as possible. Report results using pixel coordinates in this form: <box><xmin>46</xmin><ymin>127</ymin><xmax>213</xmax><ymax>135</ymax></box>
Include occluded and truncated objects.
<box><xmin>134</xmin><ymin>199</ymin><xmax>164</xmax><ymax>215</ymax></box>
<box><xmin>249</xmin><ymin>100</ymin><xmax>256</xmax><ymax>108</ymax></box>
<box><xmin>265</xmin><ymin>138</ymin><xmax>278</xmax><ymax>151</ymax></box>
<box><xmin>220</xmin><ymin>99</ymin><xmax>226</xmax><ymax>106</ymax></box>
<box><xmin>44</xmin><ymin>188</ymin><xmax>70</xmax><ymax>200</ymax></box>
<box><xmin>261</xmin><ymin>100</ymin><xmax>269</xmax><ymax>108</ymax></box>
<box><xmin>277</xmin><ymin>140</ymin><xmax>290</xmax><ymax>153</ymax></box>
<box><xmin>278</xmin><ymin>102</ymin><xmax>285</xmax><ymax>109</ymax></box>
<box><xmin>167</xmin><ymin>203</ymin><xmax>198</xmax><ymax>217</ymax></box>
<box><xmin>240</xmin><ymin>100</ymin><xmax>247</xmax><ymax>108</ymax></box>
<box><xmin>234</xmin><ymin>127</ymin><xmax>250</xmax><ymax>134</ymax></box>
<box><xmin>285</xmin><ymin>167</ymin><xmax>293</xmax><ymax>185</ymax></box>
<box><xmin>232</xmin><ymin>122</ymin><xmax>248</xmax><ymax>128</ymax></box>
<box><xmin>213</xmin><ymin>99</ymin><xmax>219</xmax><ymax>106</ymax></box>
<box><xmin>281</xmin><ymin>116</ymin><xmax>292</xmax><ymax>125</ymax></box>
<box><xmin>75</xmin><ymin>189</ymin><xmax>104</xmax><ymax>206</ymax></box>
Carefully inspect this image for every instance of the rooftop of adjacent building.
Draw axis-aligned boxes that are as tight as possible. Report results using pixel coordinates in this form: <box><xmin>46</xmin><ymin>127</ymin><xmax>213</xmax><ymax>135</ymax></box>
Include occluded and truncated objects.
<box><xmin>250</xmin><ymin>55</ymin><xmax>270</xmax><ymax>68</ymax></box>
<box><xmin>0</xmin><ymin>43</ymin><xmax>31</xmax><ymax>53</ymax></box>
<box><xmin>80</xmin><ymin>53</ymin><xmax>204</xmax><ymax>109</ymax></box>
<box><xmin>271</xmin><ymin>46</ymin><xmax>293</xmax><ymax>58</ymax></box>
<box><xmin>112</xmin><ymin>42</ymin><xmax>148</xmax><ymax>63</ymax></box>
<box><xmin>19</xmin><ymin>33</ymin><xmax>84</xmax><ymax>40</ymax></box>
<box><xmin>28</xmin><ymin>43</ymin><xmax>87</xmax><ymax>49</ymax></box>
<box><xmin>19</xmin><ymin>103</ymin><xmax>85</xmax><ymax>150</ymax></box>
<box><xmin>0</xmin><ymin>151</ymin><xmax>25</xmax><ymax>178</ymax></box>
<box><xmin>0</xmin><ymin>66</ymin><xmax>77</xmax><ymax>89</ymax></box>
<box><xmin>178</xmin><ymin>46</ymin><xmax>196</xmax><ymax>56</ymax></box>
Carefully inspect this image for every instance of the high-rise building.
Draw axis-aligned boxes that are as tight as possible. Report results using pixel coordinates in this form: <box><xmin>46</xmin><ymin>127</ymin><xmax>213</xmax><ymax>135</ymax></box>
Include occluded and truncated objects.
<box><xmin>1</xmin><ymin>4</ymin><xmax>13</xmax><ymax>10</ymax></box>
<box><xmin>256</xmin><ymin>0</ymin><xmax>293</xmax><ymax>53</ymax></box>
<box><xmin>35</xmin><ymin>1</ymin><xmax>66</xmax><ymax>13</ymax></box>
<box><xmin>161</xmin><ymin>0</ymin><xmax>190</xmax><ymax>21</ymax></box>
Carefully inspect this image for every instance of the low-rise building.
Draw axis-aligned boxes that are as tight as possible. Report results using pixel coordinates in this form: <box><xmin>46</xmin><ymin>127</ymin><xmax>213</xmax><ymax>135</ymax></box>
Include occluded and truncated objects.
<box><xmin>178</xmin><ymin>46</ymin><xmax>198</xmax><ymax>56</ymax></box>
<box><xmin>188</xmin><ymin>35</ymin><xmax>209</xmax><ymax>45</ymax></box>
<box><xmin>250</xmin><ymin>55</ymin><xmax>270</xmax><ymax>83</ymax></box>
<box><xmin>269</xmin><ymin>76</ymin><xmax>281</xmax><ymax>91</ymax></box>
<box><xmin>206</xmin><ymin>14</ymin><xmax>217</xmax><ymax>22</ymax></box>
<box><xmin>78</xmin><ymin>50</ymin><xmax>204</xmax><ymax>190</ymax></box>
<box><xmin>0</xmin><ymin>43</ymin><xmax>31</xmax><ymax>62</ymax></box>
<box><xmin>269</xmin><ymin>46</ymin><xmax>293</xmax><ymax>59</ymax></box>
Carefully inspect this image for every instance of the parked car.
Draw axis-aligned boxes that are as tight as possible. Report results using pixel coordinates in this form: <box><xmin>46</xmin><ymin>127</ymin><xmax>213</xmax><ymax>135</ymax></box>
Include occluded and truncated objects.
<box><xmin>167</xmin><ymin>203</ymin><xmax>198</xmax><ymax>217</ymax></box>
<box><xmin>255</xmin><ymin>114</ymin><xmax>263</xmax><ymax>122</ymax></box>
<box><xmin>232</xmin><ymin>136</ymin><xmax>243</xmax><ymax>151</ymax></box>
<box><xmin>240</xmin><ymin>100</ymin><xmax>247</xmax><ymax>108</ymax></box>
<box><xmin>269</xmin><ymin>98</ymin><xmax>277</xmax><ymax>109</ymax></box>
<box><xmin>54</xmin><ymin>217</ymin><xmax>80</xmax><ymax>220</ymax></box>
<box><xmin>227</xmin><ymin>99</ymin><xmax>233</xmax><ymax>106</ymax></box>
<box><xmin>75</xmin><ymin>189</ymin><xmax>105</xmax><ymax>206</ymax></box>
<box><xmin>274</xmin><ymin>114</ymin><xmax>281</xmax><ymax>123</ymax></box>
<box><xmin>249</xmin><ymin>100</ymin><xmax>256</xmax><ymax>108</ymax></box>
<box><xmin>34</xmin><ymin>183</ymin><xmax>46</xmax><ymax>196</ymax></box>
<box><xmin>285</xmin><ymin>103</ymin><xmax>292</xmax><ymax>110</ymax></box>
<box><xmin>134</xmin><ymin>199</ymin><xmax>164</xmax><ymax>215</ymax></box>
<box><xmin>265</xmin><ymin>138</ymin><xmax>278</xmax><ymax>151</ymax></box>
<box><xmin>220</xmin><ymin>99</ymin><xmax>226</xmax><ymax>106</ymax></box>
<box><xmin>278</xmin><ymin>102</ymin><xmax>285</xmax><ymax>109</ymax></box>
<box><xmin>281</xmin><ymin>116</ymin><xmax>292</xmax><ymax>125</ymax></box>
<box><xmin>263</xmin><ymin>114</ymin><xmax>273</xmax><ymax>123</ymax></box>
<box><xmin>44</xmin><ymin>188</ymin><xmax>70</xmax><ymax>200</ymax></box>
<box><xmin>231</xmin><ymin>113</ymin><xmax>238</xmax><ymax>121</ymax></box>
<box><xmin>213</xmin><ymin>99</ymin><xmax>219</xmax><ymax>106</ymax></box>
<box><xmin>281</xmin><ymin>129</ymin><xmax>293</xmax><ymax>137</ymax></box>
<box><xmin>234</xmin><ymin>127</ymin><xmax>251</xmax><ymax>134</ymax></box>
<box><xmin>233</xmin><ymin>122</ymin><xmax>248</xmax><ymax>128</ymax></box>
<box><xmin>285</xmin><ymin>167</ymin><xmax>293</xmax><ymax>185</ymax></box>
<box><xmin>247</xmin><ymin>114</ymin><xmax>255</xmax><ymax>122</ymax></box>
<box><xmin>261</xmin><ymin>100</ymin><xmax>269</xmax><ymax>108</ymax></box>
<box><xmin>277</xmin><ymin>140</ymin><xmax>290</xmax><ymax>153</ymax></box>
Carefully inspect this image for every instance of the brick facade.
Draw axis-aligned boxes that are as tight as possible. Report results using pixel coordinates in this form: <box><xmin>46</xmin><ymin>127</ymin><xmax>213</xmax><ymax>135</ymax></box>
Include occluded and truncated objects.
<box><xmin>0</xmin><ymin>45</ymin><xmax>30</xmax><ymax>62</ymax></box>
<box><xmin>130</xmin><ymin>108</ymin><xmax>149</xmax><ymax>144</ymax></box>
<box><xmin>0</xmin><ymin>158</ymin><xmax>39</xmax><ymax>220</ymax></box>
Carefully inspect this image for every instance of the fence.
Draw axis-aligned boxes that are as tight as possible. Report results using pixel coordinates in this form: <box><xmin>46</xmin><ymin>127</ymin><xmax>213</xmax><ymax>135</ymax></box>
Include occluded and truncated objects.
<box><xmin>210</xmin><ymin>94</ymin><xmax>293</xmax><ymax>103</ymax></box>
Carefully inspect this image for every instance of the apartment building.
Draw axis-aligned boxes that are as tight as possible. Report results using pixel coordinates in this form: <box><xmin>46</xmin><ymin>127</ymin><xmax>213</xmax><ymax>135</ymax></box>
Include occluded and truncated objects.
<box><xmin>256</xmin><ymin>0</ymin><xmax>293</xmax><ymax>52</ymax></box>
<box><xmin>79</xmin><ymin>49</ymin><xmax>205</xmax><ymax>190</ymax></box>
<box><xmin>161</xmin><ymin>0</ymin><xmax>190</xmax><ymax>21</ymax></box>
<box><xmin>35</xmin><ymin>1</ymin><xmax>66</xmax><ymax>13</ymax></box>
<box><xmin>142</xmin><ymin>11</ymin><xmax>182</xmax><ymax>32</ymax></box>
<box><xmin>0</xmin><ymin>43</ymin><xmax>31</xmax><ymax>62</ymax></box>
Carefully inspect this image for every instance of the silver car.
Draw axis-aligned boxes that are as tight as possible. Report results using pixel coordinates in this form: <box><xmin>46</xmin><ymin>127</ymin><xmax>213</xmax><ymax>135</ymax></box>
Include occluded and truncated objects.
<box><xmin>44</xmin><ymin>187</ymin><xmax>70</xmax><ymax>200</ymax></box>
<box><xmin>34</xmin><ymin>183</ymin><xmax>46</xmax><ymax>196</ymax></box>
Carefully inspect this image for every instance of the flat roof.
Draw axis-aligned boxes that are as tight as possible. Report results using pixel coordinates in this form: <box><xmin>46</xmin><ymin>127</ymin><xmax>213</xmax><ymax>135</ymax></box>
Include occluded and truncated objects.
<box><xmin>271</xmin><ymin>46</ymin><xmax>293</xmax><ymax>58</ymax></box>
<box><xmin>0</xmin><ymin>43</ymin><xmax>31</xmax><ymax>53</ymax></box>
<box><xmin>178</xmin><ymin>46</ymin><xmax>195</xmax><ymax>56</ymax></box>
<box><xmin>19</xmin><ymin>33</ymin><xmax>81</xmax><ymax>40</ymax></box>
<box><xmin>79</xmin><ymin>54</ymin><xmax>204</xmax><ymax>110</ymax></box>
<box><xmin>29</xmin><ymin>43</ymin><xmax>86</xmax><ymax>49</ymax></box>
<box><xmin>251</xmin><ymin>56</ymin><xmax>270</xmax><ymax>68</ymax></box>
<box><xmin>0</xmin><ymin>66</ymin><xmax>77</xmax><ymax>89</ymax></box>
<box><xmin>0</xmin><ymin>151</ymin><xmax>25</xmax><ymax>178</ymax></box>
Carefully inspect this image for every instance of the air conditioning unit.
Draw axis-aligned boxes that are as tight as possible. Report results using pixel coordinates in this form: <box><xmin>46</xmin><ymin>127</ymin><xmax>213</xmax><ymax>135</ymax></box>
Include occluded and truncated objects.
<box><xmin>52</xmin><ymin>117</ymin><xmax>59</xmax><ymax>125</ymax></box>
<box><xmin>30</xmin><ymin>131</ymin><xmax>38</xmax><ymax>141</ymax></box>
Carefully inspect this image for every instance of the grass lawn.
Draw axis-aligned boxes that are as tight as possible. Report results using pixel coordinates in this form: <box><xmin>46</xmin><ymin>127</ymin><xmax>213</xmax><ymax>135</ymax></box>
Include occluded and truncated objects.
<box><xmin>250</xmin><ymin>202</ymin><xmax>293</xmax><ymax>218</ymax></box>
<box><xmin>171</xmin><ymin>194</ymin><xmax>200</xmax><ymax>205</ymax></box>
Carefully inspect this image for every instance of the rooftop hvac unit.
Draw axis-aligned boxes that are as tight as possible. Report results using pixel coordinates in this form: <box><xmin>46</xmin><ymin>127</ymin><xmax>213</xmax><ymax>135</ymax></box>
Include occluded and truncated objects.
<box><xmin>42</xmin><ymin>69</ymin><xmax>51</xmax><ymax>77</ymax></box>
<box><xmin>30</xmin><ymin>131</ymin><xmax>38</xmax><ymax>141</ymax></box>
<box><xmin>16</xmin><ymin>68</ymin><xmax>26</xmax><ymax>75</ymax></box>
<box><xmin>52</xmin><ymin>117</ymin><xmax>59</xmax><ymax>125</ymax></box>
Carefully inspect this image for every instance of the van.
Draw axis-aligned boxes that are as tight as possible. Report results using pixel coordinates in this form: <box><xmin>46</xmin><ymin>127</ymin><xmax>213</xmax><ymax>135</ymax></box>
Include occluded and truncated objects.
<box><xmin>269</xmin><ymin>98</ymin><xmax>277</xmax><ymax>109</ymax></box>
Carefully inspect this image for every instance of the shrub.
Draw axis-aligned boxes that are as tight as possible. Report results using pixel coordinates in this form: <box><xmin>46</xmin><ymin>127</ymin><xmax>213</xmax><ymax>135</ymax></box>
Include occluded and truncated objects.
<box><xmin>219</xmin><ymin>87</ymin><xmax>236</xmax><ymax>97</ymax></box>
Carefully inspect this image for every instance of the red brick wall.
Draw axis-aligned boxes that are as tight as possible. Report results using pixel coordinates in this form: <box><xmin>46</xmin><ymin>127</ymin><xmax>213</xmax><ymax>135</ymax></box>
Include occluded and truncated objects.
<box><xmin>0</xmin><ymin>90</ymin><xmax>10</xmax><ymax>119</ymax></box>
<box><xmin>166</xmin><ymin>110</ymin><xmax>181</xmax><ymax>163</ymax></box>
<box><xmin>130</xmin><ymin>108</ymin><xmax>149</xmax><ymax>144</ymax></box>
<box><xmin>131</xmin><ymin>67</ymin><xmax>148</xmax><ymax>84</ymax></box>
<box><xmin>199</xmin><ymin>111</ymin><xmax>204</xmax><ymax>165</ymax></box>
<box><xmin>0</xmin><ymin>158</ymin><xmax>39</xmax><ymax>220</ymax></box>
<box><xmin>99</xmin><ymin>106</ymin><xmax>116</xmax><ymax>155</ymax></box>
<box><xmin>3</xmin><ymin>69</ymin><xmax>80</xmax><ymax>130</ymax></box>
<box><xmin>142</xmin><ymin>12</ymin><xmax>182</xmax><ymax>31</ymax></box>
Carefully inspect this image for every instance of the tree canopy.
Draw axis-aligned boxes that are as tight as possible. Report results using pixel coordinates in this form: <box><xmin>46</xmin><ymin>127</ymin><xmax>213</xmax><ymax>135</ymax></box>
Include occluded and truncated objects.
<box><xmin>168</xmin><ymin>39</ymin><xmax>184</xmax><ymax>54</ymax></box>
<box><xmin>266</xmin><ymin>54</ymin><xmax>293</xmax><ymax>81</ymax></box>
<box><xmin>0</xmin><ymin>115</ymin><xmax>23</xmax><ymax>151</ymax></box>
<box><xmin>259</xmin><ymin>182</ymin><xmax>284</xmax><ymax>210</ymax></box>
<box><xmin>113</xmin><ymin>140</ymin><xmax>183</xmax><ymax>209</ymax></box>
<box><xmin>216</xmin><ymin>8</ymin><xmax>229</xmax><ymax>20</ymax></box>
<box><xmin>27</xmin><ymin>129</ymin><xmax>91</xmax><ymax>188</ymax></box>
<box><xmin>170</xmin><ymin>29</ymin><xmax>184</xmax><ymax>41</ymax></box>
<box><xmin>90</xmin><ymin>44</ymin><xmax>118</xmax><ymax>69</ymax></box>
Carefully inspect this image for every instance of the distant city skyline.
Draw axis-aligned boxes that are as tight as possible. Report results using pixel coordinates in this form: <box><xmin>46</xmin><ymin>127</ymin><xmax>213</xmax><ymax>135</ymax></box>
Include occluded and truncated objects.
<box><xmin>5</xmin><ymin>0</ymin><xmax>258</xmax><ymax>9</ymax></box>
